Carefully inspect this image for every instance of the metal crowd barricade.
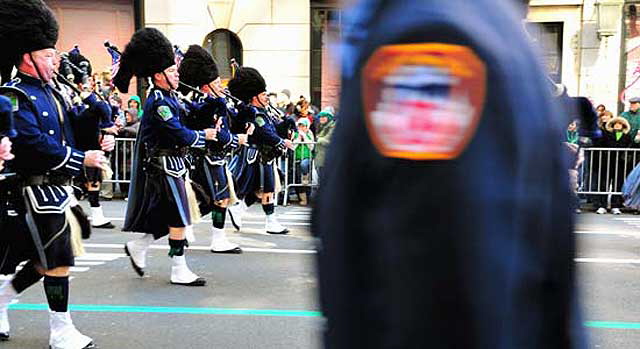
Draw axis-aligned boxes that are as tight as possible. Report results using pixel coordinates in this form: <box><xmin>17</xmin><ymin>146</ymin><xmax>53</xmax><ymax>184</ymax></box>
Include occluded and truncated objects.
<box><xmin>104</xmin><ymin>138</ymin><xmax>136</xmax><ymax>192</ymax></box>
<box><xmin>578</xmin><ymin>148</ymin><xmax>640</xmax><ymax>195</ymax></box>
<box><xmin>104</xmin><ymin>138</ymin><xmax>321</xmax><ymax>204</ymax></box>
<box><xmin>281</xmin><ymin>141</ymin><xmax>319</xmax><ymax>206</ymax></box>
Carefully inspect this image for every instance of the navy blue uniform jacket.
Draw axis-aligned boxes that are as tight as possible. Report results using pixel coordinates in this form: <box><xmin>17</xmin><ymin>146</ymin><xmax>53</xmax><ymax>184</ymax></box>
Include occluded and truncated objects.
<box><xmin>313</xmin><ymin>1</ymin><xmax>586</xmax><ymax>348</ymax></box>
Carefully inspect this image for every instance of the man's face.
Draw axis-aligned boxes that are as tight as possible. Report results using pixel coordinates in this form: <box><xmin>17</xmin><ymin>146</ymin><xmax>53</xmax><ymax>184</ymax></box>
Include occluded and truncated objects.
<box><xmin>614</xmin><ymin>122</ymin><xmax>624</xmax><ymax>131</ymax></box>
<box><xmin>207</xmin><ymin>77</ymin><xmax>224</xmax><ymax>96</ymax></box>
<box><xmin>257</xmin><ymin>91</ymin><xmax>269</xmax><ymax>106</ymax></box>
<box><xmin>320</xmin><ymin>115</ymin><xmax>328</xmax><ymax>124</ymax></box>
<box><xmin>24</xmin><ymin>48</ymin><xmax>56</xmax><ymax>83</ymax></box>
<box><xmin>631</xmin><ymin>102</ymin><xmax>640</xmax><ymax>112</ymax></box>
<box><xmin>164</xmin><ymin>65</ymin><xmax>179</xmax><ymax>89</ymax></box>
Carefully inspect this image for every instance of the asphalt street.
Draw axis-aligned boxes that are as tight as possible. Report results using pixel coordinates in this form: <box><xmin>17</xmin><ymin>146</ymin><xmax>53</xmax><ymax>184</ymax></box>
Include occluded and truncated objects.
<box><xmin>1</xmin><ymin>201</ymin><xmax>640</xmax><ymax>348</ymax></box>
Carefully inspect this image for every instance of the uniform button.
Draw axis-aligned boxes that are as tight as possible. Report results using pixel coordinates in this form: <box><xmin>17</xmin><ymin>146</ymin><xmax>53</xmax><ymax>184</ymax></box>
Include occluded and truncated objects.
<box><xmin>42</xmin><ymin>111</ymin><xmax>49</xmax><ymax>117</ymax></box>
<box><xmin>30</xmin><ymin>96</ymin><xmax>37</xmax><ymax>101</ymax></box>
<box><xmin>48</xmin><ymin>130</ymin><xmax>55</xmax><ymax>135</ymax></box>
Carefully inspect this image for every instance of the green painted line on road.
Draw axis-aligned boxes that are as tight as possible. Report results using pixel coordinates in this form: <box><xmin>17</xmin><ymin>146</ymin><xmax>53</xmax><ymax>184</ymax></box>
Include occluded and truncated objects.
<box><xmin>585</xmin><ymin>321</ymin><xmax>640</xmax><ymax>329</ymax></box>
<box><xmin>8</xmin><ymin>304</ymin><xmax>640</xmax><ymax>328</ymax></box>
<box><xmin>9</xmin><ymin>303</ymin><xmax>322</xmax><ymax>318</ymax></box>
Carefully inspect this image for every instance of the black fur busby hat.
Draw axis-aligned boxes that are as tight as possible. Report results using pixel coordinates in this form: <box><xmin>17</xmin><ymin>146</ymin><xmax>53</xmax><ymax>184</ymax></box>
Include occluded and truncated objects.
<box><xmin>113</xmin><ymin>28</ymin><xmax>175</xmax><ymax>93</ymax></box>
<box><xmin>177</xmin><ymin>45</ymin><xmax>219</xmax><ymax>95</ymax></box>
<box><xmin>227</xmin><ymin>67</ymin><xmax>267</xmax><ymax>104</ymax></box>
<box><xmin>0</xmin><ymin>0</ymin><xmax>59</xmax><ymax>83</ymax></box>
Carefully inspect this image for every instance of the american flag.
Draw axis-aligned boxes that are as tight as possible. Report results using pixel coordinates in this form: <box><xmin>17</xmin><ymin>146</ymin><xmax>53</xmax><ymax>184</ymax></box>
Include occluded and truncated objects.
<box><xmin>106</xmin><ymin>45</ymin><xmax>121</xmax><ymax>77</ymax></box>
<box><xmin>174</xmin><ymin>45</ymin><xmax>184</xmax><ymax>68</ymax></box>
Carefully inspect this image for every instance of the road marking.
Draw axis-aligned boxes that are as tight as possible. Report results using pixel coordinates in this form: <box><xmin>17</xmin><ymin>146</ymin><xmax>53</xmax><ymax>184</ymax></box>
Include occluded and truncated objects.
<box><xmin>574</xmin><ymin>230</ymin><xmax>640</xmax><ymax>236</ymax></box>
<box><xmin>9</xmin><ymin>303</ymin><xmax>322</xmax><ymax>317</ymax></box>
<box><xmin>69</xmin><ymin>267</ymin><xmax>90</xmax><ymax>272</ymax></box>
<box><xmin>83</xmin><ymin>243</ymin><xmax>317</xmax><ymax>254</ymax></box>
<box><xmin>575</xmin><ymin>258</ymin><xmax>640</xmax><ymax>264</ymax></box>
<box><xmin>77</xmin><ymin>253</ymin><xmax>125</xmax><ymax>261</ymax></box>
<box><xmin>5</xmin><ymin>302</ymin><xmax>637</xmax><ymax>329</ymax></box>
<box><xmin>74</xmin><ymin>261</ymin><xmax>105</xmax><ymax>266</ymax></box>
<box><xmin>105</xmin><ymin>217</ymin><xmax>311</xmax><ymax>226</ymax></box>
<box><xmin>585</xmin><ymin>321</ymin><xmax>640</xmax><ymax>329</ymax></box>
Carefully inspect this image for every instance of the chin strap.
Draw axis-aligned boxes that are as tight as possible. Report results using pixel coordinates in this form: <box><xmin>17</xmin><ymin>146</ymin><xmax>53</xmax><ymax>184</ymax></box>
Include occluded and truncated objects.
<box><xmin>162</xmin><ymin>71</ymin><xmax>176</xmax><ymax>91</ymax></box>
<box><xmin>29</xmin><ymin>53</ymin><xmax>46</xmax><ymax>84</ymax></box>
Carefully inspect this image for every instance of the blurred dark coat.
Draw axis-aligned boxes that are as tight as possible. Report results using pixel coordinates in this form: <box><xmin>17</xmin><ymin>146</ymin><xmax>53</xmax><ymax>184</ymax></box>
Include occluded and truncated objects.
<box><xmin>313</xmin><ymin>1</ymin><xmax>585</xmax><ymax>348</ymax></box>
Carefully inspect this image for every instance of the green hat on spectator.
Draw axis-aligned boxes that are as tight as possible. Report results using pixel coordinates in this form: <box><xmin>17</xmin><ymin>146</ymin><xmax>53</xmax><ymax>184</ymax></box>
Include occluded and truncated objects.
<box><xmin>318</xmin><ymin>110</ymin><xmax>334</xmax><ymax>121</ymax></box>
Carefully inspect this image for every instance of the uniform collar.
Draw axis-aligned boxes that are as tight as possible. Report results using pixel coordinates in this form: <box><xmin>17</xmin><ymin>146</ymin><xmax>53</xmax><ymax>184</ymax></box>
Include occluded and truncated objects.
<box><xmin>15</xmin><ymin>71</ymin><xmax>46</xmax><ymax>86</ymax></box>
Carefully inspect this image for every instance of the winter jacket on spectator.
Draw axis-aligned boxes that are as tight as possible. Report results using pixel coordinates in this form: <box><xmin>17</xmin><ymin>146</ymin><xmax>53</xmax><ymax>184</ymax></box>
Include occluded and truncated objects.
<box><xmin>595</xmin><ymin>117</ymin><xmax>633</xmax><ymax>148</ymax></box>
<box><xmin>315</xmin><ymin>117</ymin><xmax>335</xmax><ymax>168</ymax></box>
<box><xmin>621</xmin><ymin>109</ymin><xmax>640</xmax><ymax>139</ymax></box>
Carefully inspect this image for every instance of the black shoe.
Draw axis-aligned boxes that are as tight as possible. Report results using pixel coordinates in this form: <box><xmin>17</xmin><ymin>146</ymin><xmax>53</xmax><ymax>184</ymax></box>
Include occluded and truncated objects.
<box><xmin>267</xmin><ymin>229</ymin><xmax>289</xmax><ymax>235</ymax></box>
<box><xmin>170</xmin><ymin>277</ymin><xmax>206</xmax><ymax>286</ymax></box>
<box><xmin>124</xmin><ymin>244</ymin><xmax>144</xmax><ymax>277</ymax></box>
<box><xmin>93</xmin><ymin>222</ymin><xmax>115</xmax><ymax>229</ymax></box>
<box><xmin>0</xmin><ymin>331</ymin><xmax>9</xmax><ymax>341</ymax></box>
<box><xmin>210</xmin><ymin>247</ymin><xmax>243</xmax><ymax>254</ymax></box>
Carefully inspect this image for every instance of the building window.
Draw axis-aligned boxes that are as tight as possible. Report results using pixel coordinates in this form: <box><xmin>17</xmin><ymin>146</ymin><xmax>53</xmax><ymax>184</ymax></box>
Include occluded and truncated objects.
<box><xmin>311</xmin><ymin>2</ymin><xmax>342</xmax><ymax>108</ymax></box>
<box><xmin>203</xmin><ymin>29</ymin><xmax>243</xmax><ymax>80</ymax></box>
<box><xmin>527</xmin><ymin>22</ymin><xmax>564</xmax><ymax>83</ymax></box>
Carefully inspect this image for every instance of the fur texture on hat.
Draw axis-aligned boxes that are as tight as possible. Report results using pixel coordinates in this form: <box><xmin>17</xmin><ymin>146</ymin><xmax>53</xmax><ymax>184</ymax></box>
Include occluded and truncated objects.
<box><xmin>227</xmin><ymin>67</ymin><xmax>267</xmax><ymax>104</ymax></box>
<box><xmin>0</xmin><ymin>0</ymin><xmax>59</xmax><ymax>83</ymax></box>
<box><xmin>114</xmin><ymin>28</ymin><xmax>175</xmax><ymax>93</ymax></box>
<box><xmin>177</xmin><ymin>45</ymin><xmax>219</xmax><ymax>95</ymax></box>
<box><xmin>606</xmin><ymin>117</ymin><xmax>631</xmax><ymax>134</ymax></box>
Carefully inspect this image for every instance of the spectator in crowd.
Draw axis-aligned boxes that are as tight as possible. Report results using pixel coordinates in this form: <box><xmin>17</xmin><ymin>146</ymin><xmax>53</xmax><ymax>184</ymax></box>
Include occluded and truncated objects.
<box><xmin>315</xmin><ymin>109</ymin><xmax>336</xmax><ymax>177</ymax></box>
<box><xmin>120</xmin><ymin>108</ymin><xmax>141</xmax><ymax>138</ymax></box>
<box><xmin>268</xmin><ymin>92</ymin><xmax>278</xmax><ymax>107</ymax></box>
<box><xmin>596</xmin><ymin>104</ymin><xmax>606</xmax><ymax>117</ymax></box>
<box><xmin>293</xmin><ymin>118</ymin><xmax>315</xmax><ymax>205</ymax></box>
<box><xmin>621</xmin><ymin>97</ymin><xmax>640</xmax><ymax>139</ymax></box>
<box><xmin>566</xmin><ymin>119</ymin><xmax>579</xmax><ymax>144</ymax></box>
<box><xmin>295</xmin><ymin>95</ymin><xmax>310</xmax><ymax>118</ymax></box>
<box><xmin>127</xmin><ymin>95</ymin><xmax>144</xmax><ymax>119</ymax></box>
<box><xmin>278</xmin><ymin>89</ymin><xmax>295</xmax><ymax>116</ymax></box>
<box><xmin>593</xmin><ymin>116</ymin><xmax>633</xmax><ymax>214</ymax></box>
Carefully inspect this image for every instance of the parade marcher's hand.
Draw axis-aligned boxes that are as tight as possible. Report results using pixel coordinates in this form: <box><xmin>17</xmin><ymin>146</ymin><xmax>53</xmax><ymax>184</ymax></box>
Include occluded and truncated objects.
<box><xmin>101</xmin><ymin>134</ymin><xmax>116</xmax><ymax>152</ymax></box>
<box><xmin>0</xmin><ymin>137</ymin><xmax>15</xmax><ymax>162</ymax></box>
<box><xmin>284</xmin><ymin>139</ymin><xmax>295</xmax><ymax>150</ymax></box>
<box><xmin>204</xmin><ymin>128</ymin><xmax>218</xmax><ymax>141</ymax></box>
<box><xmin>237</xmin><ymin>134</ymin><xmax>248</xmax><ymax>145</ymax></box>
<box><xmin>84</xmin><ymin>150</ymin><xmax>108</xmax><ymax>170</ymax></box>
<box><xmin>245</xmin><ymin>123</ymin><xmax>255</xmax><ymax>135</ymax></box>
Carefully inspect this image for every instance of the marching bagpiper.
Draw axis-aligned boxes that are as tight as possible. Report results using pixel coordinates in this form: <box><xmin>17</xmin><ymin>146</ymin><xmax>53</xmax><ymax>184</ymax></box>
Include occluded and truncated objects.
<box><xmin>178</xmin><ymin>45</ymin><xmax>249</xmax><ymax>253</ymax></box>
<box><xmin>0</xmin><ymin>1</ymin><xmax>113</xmax><ymax>347</ymax></box>
<box><xmin>115</xmin><ymin>28</ymin><xmax>218</xmax><ymax>286</ymax></box>
<box><xmin>227</xmin><ymin>67</ymin><xmax>294</xmax><ymax>235</ymax></box>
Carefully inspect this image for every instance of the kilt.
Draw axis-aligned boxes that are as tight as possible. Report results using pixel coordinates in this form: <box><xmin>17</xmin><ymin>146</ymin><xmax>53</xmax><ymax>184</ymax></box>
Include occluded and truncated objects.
<box><xmin>0</xmin><ymin>188</ymin><xmax>74</xmax><ymax>274</ymax></box>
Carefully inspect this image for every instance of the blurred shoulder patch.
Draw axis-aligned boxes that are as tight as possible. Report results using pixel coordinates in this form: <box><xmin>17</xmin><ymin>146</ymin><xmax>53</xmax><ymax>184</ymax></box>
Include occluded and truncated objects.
<box><xmin>157</xmin><ymin>105</ymin><xmax>173</xmax><ymax>121</ymax></box>
<box><xmin>362</xmin><ymin>43</ymin><xmax>486</xmax><ymax>161</ymax></box>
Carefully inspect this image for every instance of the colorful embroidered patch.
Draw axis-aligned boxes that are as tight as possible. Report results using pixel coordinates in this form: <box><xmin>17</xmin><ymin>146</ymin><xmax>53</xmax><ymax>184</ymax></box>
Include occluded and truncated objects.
<box><xmin>255</xmin><ymin>116</ymin><xmax>266</xmax><ymax>127</ymax></box>
<box><xmin>362</xmin><ymin>43</ymin><xmax>487</xmax><ymax>161</ymax></box>
<box><xmin>157</xmin><ymin>105</ymin><xmax>173</xmax><ymax>121</ymax></box>
<box><xmin>5</xmin><ymin>93</ymin><xmax>18</xmax><ymax>112</ymax></box>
